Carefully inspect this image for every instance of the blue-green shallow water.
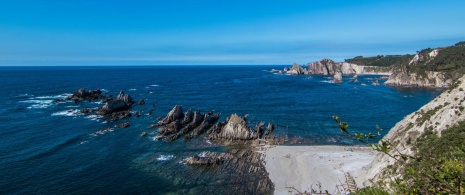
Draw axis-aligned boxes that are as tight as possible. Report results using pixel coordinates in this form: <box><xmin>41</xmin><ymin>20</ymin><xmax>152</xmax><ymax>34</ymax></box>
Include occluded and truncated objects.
<box><xmin>0</xmin><ymin>66</ymin><xmax>442</xmax><ymax>194</ymax></box>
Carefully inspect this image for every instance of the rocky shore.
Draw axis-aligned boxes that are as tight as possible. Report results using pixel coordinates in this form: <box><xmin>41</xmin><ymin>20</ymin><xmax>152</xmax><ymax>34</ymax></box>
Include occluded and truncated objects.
<box><xmin>150</xmin><ymin>105</ymin><xmax>288</xmax><ymax>194</ymax></box>
<box><xmin>273</xmin><ymin>59</ymin><xmax>391</xmax><ymax>84</ymax></box>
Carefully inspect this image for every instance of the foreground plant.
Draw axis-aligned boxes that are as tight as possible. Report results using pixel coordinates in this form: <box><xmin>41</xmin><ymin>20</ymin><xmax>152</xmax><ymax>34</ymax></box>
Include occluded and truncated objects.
<box><xmin>333</xmin><ymin>116</ymin><xmax>465</xmax><ymax>194</ymax></box>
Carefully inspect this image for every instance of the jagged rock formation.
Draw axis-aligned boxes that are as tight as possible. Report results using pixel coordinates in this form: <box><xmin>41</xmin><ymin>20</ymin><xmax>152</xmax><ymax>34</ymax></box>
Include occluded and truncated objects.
<box><xmin>151</xmin><ymin>106</ymin><xmax>283</xmax><ymax>193</ymax></box>
<box><xmin>153</xmin><ymin>105</ymin><xmax>221</xmax><ymax>142</ymax></box>
<box><xmin>307</xmin><ymin>59</ymin><xmax>340</xmax><ymax>75</ymax></box>
<box><xmin>286</xmin><ymin>63</ymin><xmax>308</xmax><ymax>75</ymax></box>
<box><xmin>153</xmin><ymin>106</ymin><xmax>276</xmax><ymax>143</ymax></box>
<box><xmin>366</xmin><ymin>74</ymin><xmax>465</xmax><ymax>184</ymax></box>
<box><xmin>95</xmin><ymin>91</ymin><xmax>135</xmax><ymax>121</ymax></box>
<box><xmin>62</xmin><ymin>89</ymin><xmax>138</xmax><ymax>122</ymax></box>
<box><xmin>209</xmin><ymin>114</ymin><xmax>259</xmax><ymax>140</ymax></box>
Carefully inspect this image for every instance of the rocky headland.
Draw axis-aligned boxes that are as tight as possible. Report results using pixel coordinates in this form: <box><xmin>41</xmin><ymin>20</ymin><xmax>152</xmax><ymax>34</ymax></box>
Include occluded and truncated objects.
<box><xmin>275</xmin><ymin>41</ymin><xmax>465</xmax><ymax>87</ymax></box>
<box><xmin>365</xmin><ymin>74</ymin><xmax>465</xmax><ymax>185</ymax></box>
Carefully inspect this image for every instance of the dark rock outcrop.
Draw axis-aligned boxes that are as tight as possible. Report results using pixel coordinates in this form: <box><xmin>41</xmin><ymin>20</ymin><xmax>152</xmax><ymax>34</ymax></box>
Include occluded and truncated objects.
<box><xmin>115</xmin><ymin>122</ymin><xmax>130</xmax><ymax>128</ymax></box>
<box><xmin>66</xmin><ymin>88</ymin><xmax>103</xmax><ymax>102</ymax></box>
<box><xmin>64</xmin><ymin>89</ymin><xmax>139</xmax><ymax>122</ymax></box>
<box><xmin>191</xmin><ymin>113</ymin><xmax>220</xmax><ymax>136</ymax></box>
<box><xmin>157</xmin><ymin>105</ymin><xmax>184</xmax><ymax>126</ymax></box>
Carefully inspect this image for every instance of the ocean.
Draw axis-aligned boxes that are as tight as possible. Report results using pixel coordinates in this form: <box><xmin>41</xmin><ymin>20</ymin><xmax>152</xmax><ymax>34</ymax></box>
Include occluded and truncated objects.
<box><xmin>0</xmin><ymin>66</ymin><xmax>442</xmax><ymax>194</ymax></box>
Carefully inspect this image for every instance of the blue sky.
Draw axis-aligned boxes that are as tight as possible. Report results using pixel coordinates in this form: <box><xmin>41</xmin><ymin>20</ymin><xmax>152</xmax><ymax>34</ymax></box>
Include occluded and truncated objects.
<box><xmin>1</xmin><ymin>0</ymin><xmax>464</xmax><ymax>65</ymax></box>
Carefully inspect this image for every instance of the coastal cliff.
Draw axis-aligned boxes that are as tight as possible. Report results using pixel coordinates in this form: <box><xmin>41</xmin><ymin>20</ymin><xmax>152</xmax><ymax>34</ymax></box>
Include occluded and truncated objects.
<box><xmin>385</xmin><ymin>43</ymin><xmax>465</xmax><ymax>87</ymax></box>
<box><xmin>306</xmin><ymin>59</ymin><xmax>390</xmax><ymax>75</ymax></box>
<box><xmin>278</xmin><ymin>41</ymin><xmax>465</xmax><ymax>87</ymax></box>
<box><xmin>366</xmin><ymin>74</ymin><xmax>465</xmax><ymax>185</ymax></box>
<box><xmin>385</xmin><ymin>48</ymin><xmax>455</xmax><ymax>87</ymax></box>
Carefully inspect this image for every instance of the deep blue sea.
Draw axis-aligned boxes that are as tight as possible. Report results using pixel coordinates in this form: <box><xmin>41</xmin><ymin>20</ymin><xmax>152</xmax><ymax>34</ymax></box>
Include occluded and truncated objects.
<box><xmin>0</xmin><ymin>66</ymin><xmax>442</xmax><ymax>194</ymax></box>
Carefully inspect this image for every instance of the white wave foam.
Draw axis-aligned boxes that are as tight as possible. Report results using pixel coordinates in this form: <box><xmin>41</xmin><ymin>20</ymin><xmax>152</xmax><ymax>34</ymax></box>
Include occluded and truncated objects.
<box><xmin>129</xmin><ymin>89</ymin><xmax>137</xmax><ymax>91</ymax></box>
<box><xmin>51</xmin><ymin>109</ymin><xmax>80</xmax><ymax>117</ymax></box>
<box><xmin>320</xmin><ymin>80</ymin><xmax>335</xmax><ymax>84</ymax></box>
<box><xmin>20</xmin><ymin>99</ymin><xmax>55</xmax><ymax>109</ymax></box>
<box><xmin>198</xmin><ymin>152</ymin><xmax>208</xmax><ymax>158</ymax></box>
<box><xmin>34</xmin><ymin>94</ymin><xmax>69</xmax><ymax>99</ymax></box>
<box><xmin>90</xmin><ymin>128</ymin><xmax>114</xmax><ymax>136</ymax></box>
<box><xmin>157</xmin><ymin>155</ymin><xmax>174</xmax><ymax>161</ymax></box>
<box><xmin>66</xmin><ymin>105</ymin><xmax>80</xmax><ymax>108</ymax></box>
<box><xmin>150</xmin><ymin>84</ymin><xmax>159</xmax><ymax>87</ymax></box>
<box><xmin>85</xmin><ymin>115</ymin><xmax>102</xmax><ymax>121</ymax></box>
<box><xmin>100</xmin><ymin>89</ymin><xmax>108</xmax><ymax>92</ymax></box>
<box><xmin>16</xmin><ymin>94</ymin><xmax>32</xmax><ymax>98</ymax></box>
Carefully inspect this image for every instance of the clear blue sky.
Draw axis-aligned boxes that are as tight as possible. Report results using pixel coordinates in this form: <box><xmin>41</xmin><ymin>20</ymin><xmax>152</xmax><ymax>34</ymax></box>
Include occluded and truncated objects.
<box><xmin>1</xmin><ymin>0</ymin><xmax>464</xmax><ymax>65</ymax></box>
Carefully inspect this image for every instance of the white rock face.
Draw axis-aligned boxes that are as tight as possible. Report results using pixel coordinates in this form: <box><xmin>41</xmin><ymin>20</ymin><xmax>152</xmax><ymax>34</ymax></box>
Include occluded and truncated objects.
<box><xmin>307</xmin><ymin>59</ymin><xmax>390</xmax><ymax>75</ymax></box>
<box><xmin>217</xmin><ymin>114</ymin><xmax>258</xmax><ymax>140</ymax></box>
<box><xmin>332</xmin><ymin>72</ymin><xmax>343</xmax><ymax>83</ymax></box>
<box><xmin>366</xmin><ymin>74</ymin><xmax>465</xmax><ymax>185</ymax></box>
<box><xmin>385</xmin><ymin>70</ymin><xmax>453</xmax><ymax>88</ymax></box>
<box><xmin>429</xmin><ymin>49</ymin><xmax>440</xmax><ymax>58</ymax></box>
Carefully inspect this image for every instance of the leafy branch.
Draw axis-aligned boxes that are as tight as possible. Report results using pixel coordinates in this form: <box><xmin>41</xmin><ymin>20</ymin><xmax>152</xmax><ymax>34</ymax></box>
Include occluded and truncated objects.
<box><xmin>332</xmin><ymin>116</ymin><xmax>413</xmax><ymax>161</ymax></box>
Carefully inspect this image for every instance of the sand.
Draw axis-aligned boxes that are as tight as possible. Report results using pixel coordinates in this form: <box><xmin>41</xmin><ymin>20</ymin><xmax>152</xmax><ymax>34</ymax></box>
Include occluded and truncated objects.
<box><xmin>262</xmin><ymin>145</ymin><xmax>377</xmax><ymax>194</ymax></box>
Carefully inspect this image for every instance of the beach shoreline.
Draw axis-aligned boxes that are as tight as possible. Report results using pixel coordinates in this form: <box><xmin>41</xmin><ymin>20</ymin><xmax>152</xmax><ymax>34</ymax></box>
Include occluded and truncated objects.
<box><xmin>261</xmin><ymin>145</ymin><xmax>377</xmax><ymax>194</ymax></box>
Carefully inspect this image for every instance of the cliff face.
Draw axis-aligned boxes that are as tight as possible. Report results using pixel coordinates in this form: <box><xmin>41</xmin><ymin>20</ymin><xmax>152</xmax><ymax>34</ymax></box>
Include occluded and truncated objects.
<box><xmin>366</xmin><ymin>74</ymin><xmax>465</xmax><ymax>183</ymax></box>
<box><xmin>385</xmin><ymin>49</ymin><xmax>459</xmax><ymax>88</ymax></box>
<box><xmin>306</xmin><ymin>59</ymin><xmax>390</xmax><ymax>75</ymax></box>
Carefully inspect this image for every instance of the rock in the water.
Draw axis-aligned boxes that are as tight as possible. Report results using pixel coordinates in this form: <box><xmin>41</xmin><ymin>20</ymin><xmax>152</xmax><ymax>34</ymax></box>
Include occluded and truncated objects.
<box><xmin>191</xmin><ymin>113</ymin><xmax>220</xmax><ymax>137</ymax></box>
<box><xmin>98</xmin><ymin>100</ymin><xmax>130</xmax><ymax>115</ymax></box>
<box><xmin>141</xmin><ymin>131</ymin><xmax>147</xmax><ymax>137</ymax></box>
<box><xmin>66</xmin><ymin>88</ymin><xmax>102</xmax><ymax>102</ymax></box>
<box><xmin>115</xmin><ymin>122</ymin><xmax>130</xmax><ymax>128</ymax></box>
<box><xmin>333</xmin><ymin>72</ymin><xmax>343</xmax><ymax>83</ymax></box>
<box><xmin>157</xmin><ymin>105</ymin><xmax>184</xmax><ymax>126</ymax></box>
<box><xmin>285</xmin><ymin>63</ymin><xmax>307</xmax><ymax>75</ymax></box>
<box><xmin>210</xmin><ymin>114</ymin><xmax>258</xmax><ymax>140</ymax></box>
<box><xmin>181</xmin><ymin>109</ymin><xmax>194</xmax><ymax>126</ymax></box>
<box><xmin>255</xmin><ymin>122</ymin><xmax>265</xmax><ymax>138</ymax></box>
<box><xmin>265</xmin><ymin>123</ymin><xmax>274</xmax><ymax>136</ymax></box>
<box><xmin>116</xmin><ymin>90</ymin><xmax>134</xmax><ymax>105</ymax></box>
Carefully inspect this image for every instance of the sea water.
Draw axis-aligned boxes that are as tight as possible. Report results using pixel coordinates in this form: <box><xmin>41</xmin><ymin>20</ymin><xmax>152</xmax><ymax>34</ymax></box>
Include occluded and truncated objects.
<box><xmin>0</xmin><ymin>66</ymin><xmax>442</xmax><ymax>194</ymax></box>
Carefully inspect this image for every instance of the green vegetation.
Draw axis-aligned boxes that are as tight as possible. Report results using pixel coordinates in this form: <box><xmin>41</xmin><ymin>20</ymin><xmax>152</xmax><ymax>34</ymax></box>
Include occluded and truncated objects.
<box><xmin>424</xmin><ymin>46</ymin><xmax>465</xmax><ymax>72</ymax></box>
<box><xmin>333</xmin><ymin>116</ymin><xmax>465</xmax><ymax>194</ymax></box>
<box><xmin>344</xmin><ymin>54</ymin><xmax>413</xmax><ymax>67</ymax></box>
<box><xmin>393</xmin><ymin>121</ymin><xmax>465</xmax><ymax>194</ymax></box>
<box><xmin>350</xmin><ymin>187</ymin><xmax>389</xmax><ymax>195</ymax></box>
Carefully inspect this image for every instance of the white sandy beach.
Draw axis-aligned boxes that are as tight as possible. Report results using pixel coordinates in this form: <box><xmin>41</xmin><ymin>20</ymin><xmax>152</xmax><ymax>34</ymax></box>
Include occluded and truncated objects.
<box><xmin>263</xmin><ymin>145</ymin><xmax>377</xmax><ymax>194</ymax></box>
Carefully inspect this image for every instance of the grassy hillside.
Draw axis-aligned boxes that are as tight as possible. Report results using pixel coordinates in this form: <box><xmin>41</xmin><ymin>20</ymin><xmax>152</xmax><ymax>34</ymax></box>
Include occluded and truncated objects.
<box><xmin>344</xmin><ymin>55</ymin><xmax>413</xmax><ymax>67</ymax></box>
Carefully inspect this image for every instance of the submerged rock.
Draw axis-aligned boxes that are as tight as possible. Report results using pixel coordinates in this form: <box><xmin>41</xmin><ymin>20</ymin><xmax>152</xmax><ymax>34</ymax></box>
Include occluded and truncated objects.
<box><xmin>115</xmin><ymin>122</ymin><xmax>131</xmax><ymax>128</ymax></box>
<box><xmin>183</xmin><ymin>152</ymin><xmax>234</xmax><ymax>166</ymax></box>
